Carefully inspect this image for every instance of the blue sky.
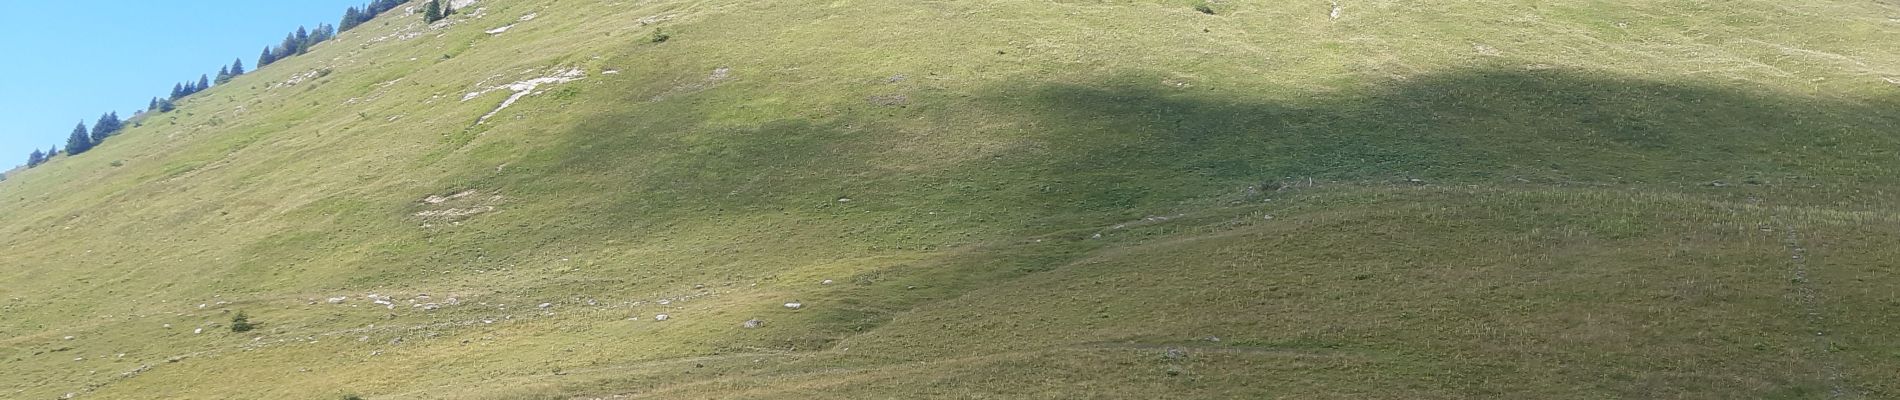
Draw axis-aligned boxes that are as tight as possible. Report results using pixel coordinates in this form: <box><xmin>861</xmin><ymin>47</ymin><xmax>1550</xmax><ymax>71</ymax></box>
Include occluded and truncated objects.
<box><xmin>0</xmin><ymin>0</ymin><xmax>365</xmax><ymax>169</ymax></box>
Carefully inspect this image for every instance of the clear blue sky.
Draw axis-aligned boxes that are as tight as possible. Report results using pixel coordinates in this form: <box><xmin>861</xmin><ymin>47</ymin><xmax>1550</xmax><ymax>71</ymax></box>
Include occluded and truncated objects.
<box><xmin>0</xmin><ymin>0</ymin><xmax>366</xmax><ymax>169</ymax></box>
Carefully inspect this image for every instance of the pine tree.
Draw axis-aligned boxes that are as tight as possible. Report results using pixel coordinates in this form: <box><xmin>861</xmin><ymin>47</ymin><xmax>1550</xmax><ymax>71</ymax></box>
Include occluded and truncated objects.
<box><xmin>158</xmin><ymin>98</ymin><xmax>175</xmax><ymax>112</ymax></box>
<box><xmin>91</xmin><ymin>112</ymin><xmax>122</xmax><ymax>143</ymax></box>
<box><xmin>230</xmin><ymin>312</ymin><xmax>256</xmax><ymax>332</ymax></box>
<box><xmin>171</xmin><ymin>83</ymin><xmax>185</xmax><ymax>99</ymax></box>
<box><xmin>423</xmin><ymin>0</ymin><xmax>444</xmax><ymax>23</ymax></box>
<box><xmin>149</xmin><ymin>97</ymin><xmax>159</xmax><ymax>111</ymax></box>
<box><xmin>295</xmin><ymin>26</ymin><xmax>311</xmax><ymax>54</ymax></box>
<box><xmin>65</xmin><ymin>122</ymin><xmax>94</xmax><ymax>155</ymax></box>
<box><xmin>26</xmin><ymin>149</ymin><xmax>44</xmax><ymax>168</ymax></box>
<box><xmin>279</xmin><ymin>33</ymin><xmax>299</xmax><ymax>59</ymax></box>
<box><xmin>341</xmin><ymin>7</ymin><xmax>365</xmax><ymax>31</ymax></box>
<box><xmin>198</xmin><ymin>75</ymin><xmax>211</xmax><ymax>91</ymax></box>
<box><xmin>259</xmin><ymin>46</ymin><xmax>277</xmax><ymax>67</ymax></box>
<box><xmin>231</xmin><ymin>58</ymin><xmax>245</xmax><ymax>75</ymax></box>
<box><xmin>216</xmin><ymin>66</ymin><xmax>232</xmax><ymax>84</ymax></box>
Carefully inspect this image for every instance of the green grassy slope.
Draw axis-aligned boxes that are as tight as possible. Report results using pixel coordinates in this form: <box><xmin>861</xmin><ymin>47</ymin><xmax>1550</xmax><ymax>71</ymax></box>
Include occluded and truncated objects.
<box><xmin>3</xmin><ymin>0</ymin><xmax>1898</xmax><ymax>398</ymax></box>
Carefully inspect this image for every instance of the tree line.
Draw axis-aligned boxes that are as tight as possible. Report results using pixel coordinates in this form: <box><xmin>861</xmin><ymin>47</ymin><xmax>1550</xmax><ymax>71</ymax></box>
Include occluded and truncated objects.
<box><xmin>21</xmin><ymin>0</ymin><xmax>433</xmax><ymax>169</ymax></box>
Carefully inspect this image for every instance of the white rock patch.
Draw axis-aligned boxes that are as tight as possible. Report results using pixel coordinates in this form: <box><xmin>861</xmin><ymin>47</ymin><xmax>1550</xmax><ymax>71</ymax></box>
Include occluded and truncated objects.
<box><xmin>463</xmin><ymin>68</ymin><xmax>586</xmax><ymax>124</ymax></box>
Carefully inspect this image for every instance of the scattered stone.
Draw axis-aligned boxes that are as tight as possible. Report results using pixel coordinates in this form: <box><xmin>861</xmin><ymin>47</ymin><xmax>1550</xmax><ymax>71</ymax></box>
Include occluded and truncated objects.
<box><xmin>63</xmin><ymin>336</ymin><xmax>74</xmax><ymax>340</ymax></box>
<box><xmin>742</xmin><ymin>319</ymin><xmax>764</xmax><ymax>328</ymax></box>
<box><xmin>654</xmin><ymin>314</ymin><xmax>670</xmax><ymax>321</ymax></box>
<box><xmin>784</xmin><ymin>302</ymin><xmax>803</xmax><ymax>310</ymax></box>
<box><xmin>1164</xmin><ymin>348</ymin><xmax>1188</xmax><ymax>360</ymax></box>
<box><xmin>327</xmin><ymin>296</ymin><xmax>348</xmax><ymax>304</ymax></box>
<box><xmin>821</xmin><ymin>279</ymin><xmax>834</xmax><ymax>285</ymax></box>
<box><xmin>193</xmin><ymin>328</ymin><xmax>203</xmax><ymax>334</ymax></box>
<box><xmin>538</xmin><ymin>303</ymin><xmax>553</xmax><ymax>309</ymax></box>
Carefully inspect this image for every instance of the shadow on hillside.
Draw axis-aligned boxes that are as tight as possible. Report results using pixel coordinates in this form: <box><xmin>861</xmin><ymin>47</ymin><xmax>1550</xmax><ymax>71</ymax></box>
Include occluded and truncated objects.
<box><xmin>514</xmin><ymin>67</ymin><xmax>1899</xmax><ymax>229</ymax></box>
<box><xmin>455</xmin><ymin>66</ymin><xmax>1900</xmax><ymax>357</ymax></box>
<box><xmin>977</xmin><ymin>69</ymin><xmax>1898</xmax><ymax>211</ymax></box>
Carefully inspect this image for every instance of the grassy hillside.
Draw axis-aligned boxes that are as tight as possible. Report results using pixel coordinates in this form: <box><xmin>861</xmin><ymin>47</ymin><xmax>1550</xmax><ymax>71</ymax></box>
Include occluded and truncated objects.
<box><xmin>3</xmin><ymin>0</ymin><xmax>1898</xmax><ymax>398</ymax></box>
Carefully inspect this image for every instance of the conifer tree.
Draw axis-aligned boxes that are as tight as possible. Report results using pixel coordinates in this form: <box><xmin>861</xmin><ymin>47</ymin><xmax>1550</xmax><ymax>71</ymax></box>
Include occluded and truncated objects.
<box><xmin>231</xmin><ymin>58</ymin><xmax>245</xmax><ymax>75</ymax></box>
<box><xmin>259</xmin><ymin>46</ymin><xmax>277</xmax><ymax>67</ymax></box>
<box><xmin>26</xmin><ymin>149</ymin><xmax>44</xmax><ymax>168</ymax></box>
<box><xmin>294</xmin><ymin>27</ymin><xmax>311</xmax><ymax>54</ymax></box>
<box><xmin>341</xmin><ymin>7</ymin><xmax>365</xmax><ymax>31</ymax></box>
<box><xmin>91</xmin><ymin>112</ymin><xmax>122</xmax><ymax>143</ymax></box>
<box><xmin>65</xmin><ymin>122</ymin><xmax>94</xmax><ymax>155</ymax></box>
<box><xmin>198</xmin><ymin>75</ymin><xmax>211</xmax><ymax>91</ymax></box>
<box><xmin>279</xmin><ymin>33</ymin><xmax>299</xmax><ymax>58</ymax></box>
<box><xmin>171</xmin><ymin>83</ymin><xmax>185</xmax><ymax>99</ymax></box>
<box><xmin>423</xmin><ymin>0</ymin><xmax>444</xmax><ymax>23</ymax></box>
<box><xmin>216</xmin><ymin>66</ymin><xmax>232</xmax><ymax>84</ymax></box>
<box><xmin>158</xmin><ymin>98</ymin><xmax>175</xmax><ymax>112</ymax></box>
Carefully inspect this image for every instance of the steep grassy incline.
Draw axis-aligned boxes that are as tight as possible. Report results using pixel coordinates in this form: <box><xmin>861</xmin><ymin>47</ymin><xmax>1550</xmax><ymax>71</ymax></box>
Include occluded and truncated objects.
<box><xmin>3</xmin><ymin>0</ymin><xmax>1898</xmax><ymax>398</ymax></box>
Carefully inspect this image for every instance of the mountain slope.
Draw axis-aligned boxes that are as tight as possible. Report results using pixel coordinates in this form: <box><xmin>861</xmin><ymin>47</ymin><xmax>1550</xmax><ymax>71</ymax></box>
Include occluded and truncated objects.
<box><xmin>3</xmin><ymin>0</ymin><xmax>1899</xmax><ymax>398</ymax></box>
